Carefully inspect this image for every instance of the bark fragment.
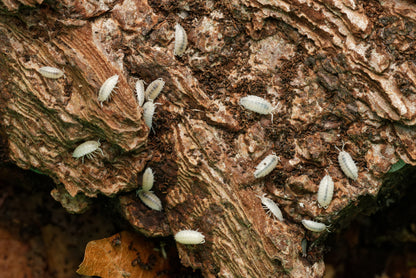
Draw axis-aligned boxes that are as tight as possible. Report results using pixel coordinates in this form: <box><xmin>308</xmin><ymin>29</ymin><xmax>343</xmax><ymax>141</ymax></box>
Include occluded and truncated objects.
<box><xmin>1</xmin><ymin>0</ymin><xmax>416</xmax><ymax>277</ymax></box>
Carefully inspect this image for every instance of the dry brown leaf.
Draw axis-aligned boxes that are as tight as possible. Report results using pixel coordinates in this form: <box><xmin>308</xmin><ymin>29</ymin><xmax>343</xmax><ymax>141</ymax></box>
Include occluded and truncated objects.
<box><xmin>77</xmin><ymin>231</ymin><xmax>170</xmax><ymax>278</ymax></box>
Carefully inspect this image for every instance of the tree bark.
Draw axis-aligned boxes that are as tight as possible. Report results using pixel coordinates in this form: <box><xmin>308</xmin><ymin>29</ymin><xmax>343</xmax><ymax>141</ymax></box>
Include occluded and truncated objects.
<box><xmin>1</xmin><ymin>0</ymin><xmax>416</xmax><ymax>277</ymax></box>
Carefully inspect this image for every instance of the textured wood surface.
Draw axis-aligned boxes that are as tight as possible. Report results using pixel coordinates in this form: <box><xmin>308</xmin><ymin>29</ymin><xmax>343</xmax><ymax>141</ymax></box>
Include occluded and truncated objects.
<box><xmin>1</xmin><ymin>0</ymin><xmax>416</xmax><ymax>277</ymax></box>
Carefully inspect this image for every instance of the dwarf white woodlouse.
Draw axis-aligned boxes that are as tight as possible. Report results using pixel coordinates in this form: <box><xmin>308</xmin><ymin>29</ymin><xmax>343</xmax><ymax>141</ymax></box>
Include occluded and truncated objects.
<box><xmin>317</xmin><ymin>173</ymin><xmax>334</xmax><ymax>209</ymax></box>
<box><xmin>98</xmin><ymin>74</ymin><xmax>119</xmax><ymax>106</ymax></box>
<box><xmin>239</xmin><ymin>95</ymin><xmax>279</xmax><ymax>122</ymax></box>
<box><xmin>72</xmin><ymin>140</ymin><xmax>104</xmax><ymax>163</ymax></box>
<box><xmin>337</xmin><ymin>144</ymin><xmax>358</xmax><ymax>180</ymax></box>
<box><xmin>135</xmin><ymin>79</ymin><xmax>145</xmax><ymax>106</ymax></box>
<box><xmin>137</xmin><ymin>191</ymin><xmax>162</xmax><ymax>211</ymax></box>
<box><xmin>254</xmin><ymin>154</ymin><xmax>279</xmax><ymax>178</ymax></box>
<box><xmin>174</xmin><ymin>23</ymin><xmax>188</xmax><ymax>57</ymax></box>
<box><xmin>38</xmin><ymin>66</ymin><xmax>64</xmax><ymax>79</ymax></box>
<box><xmin>143</xmin><ymin>101</ymin><xmax>156</xmax><ymax>129</ymax></box>
<box><xmin>145</xmin><ymin>78</ymin><xmax>165</xmax><ymax>101</ymax></box>
<box><xmin>258</xmin><ymin>194</ymin><xmax>283</xmax><ymax>221</ymax></box>
<box><xmin>301</xmin><ymin>219</ymin><xmax>327</xmax><ymax>232</ymax></box>
<box><xmin>159</xmin><ymin>242</ymin><xmax>167</xmax><ymax>259</ymax></box>
<box><xmin>301</xmin><ymin>238</ymin><xmax>308</xmax><ymax>257</ymax></box>
<box><xmin>141</xmin><ymin>167</ymin><xmax>154</xmax><ymax>192</ymax></box>
<box><xmin>174</xmin><ymin>230</ymin><xmax>205</xmax><ymax>245</ymax></box>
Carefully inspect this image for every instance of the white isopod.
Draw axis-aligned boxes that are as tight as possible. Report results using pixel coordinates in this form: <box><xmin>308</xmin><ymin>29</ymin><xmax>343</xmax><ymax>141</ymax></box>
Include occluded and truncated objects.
<box><xmin>38</xmin><ymin>66</ymin><xmax>64</xmax><ymax>79</ymax></box>
<box><xmin>258</xmin><ymin>194</ymin><xmax>283</xmax><ymax>221</ymax></box>
<box><xmin>137</xmin><ymin>191</ymin><xmax>162</xmax><ymax>211</ymax></box>
<box><xmin>174</xmin><ymin>23</ymin><xmax>188</xmax><ymax>57</ymax></box>
<box><xmin>98</xmin><ymin>74</ymin><xmax>119</xmax><ymax>106</ymax></box>
<box><xmin>135</xmin><ymin>79</ymin><xmax>145</xmax><ymax>106</ymax></box>
<box><xmin>317</xmin><ymin>173</ymin><xmax>334</xmax><ymax>209</ymax></box>
<box><xmin>159</xmin><ymin>242</ymin><xmax>167</xmax><ymax>260</ymax></box>
<box><xmin>301</xmin><ymin>219</ymin><xmax>327</xmax><ymax>232</ymax></box>
<box><xmin>142</xmin><ymin>167</ymin><xmax>154</xmax><ymax>192</ymax></box>
<box><xmin>254</xmin><ymin>154</ymin><xmax>279</xmax><ymax>178</ymax></box>
<box><xmin>143</xmin><ymin>101</ymin><xmax>156</xmax><ymax>129</ymax></box>
<box><xmin>174</xmin><ymin>230</ymin><xmax>205</xmax><ymax>245</ymax></box>
<box><xmin>337</xmin><ymin>144</ymin><xmax>358</xmax><ymax>180</ymax></box>
<box><xmin>145</xmin><ymin>78</ymin><xmax>165</xmax><ymax>101</ymax></box>
<box><xmin>72</xmin><ymin>140</ymin><xmax>104</xmax><ymax>163</ymax></box>
<box><xmin>301</xmin><ymin>238</ymin><xmax>308</xmax><ymax>257</ymax></box>
<box><xmin>239</xmin><ymin>95</ymin><xmax>279</xmax><ymax>122</ymax></box>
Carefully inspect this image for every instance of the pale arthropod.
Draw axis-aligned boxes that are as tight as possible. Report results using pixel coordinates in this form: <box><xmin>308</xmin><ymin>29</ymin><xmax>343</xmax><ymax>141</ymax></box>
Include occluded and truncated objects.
<box><xmin>72</xmin><ymin>140</ymin><xmax>104</xmax><ymax>163</ymax></box>
<box><xmin>135</xmin><ymin>79</ymin><xmax>145</xmax><ymax>106</ymax></box>
<box><xmin>317</xmin><ymin>173</ymin><xmax>334</xmax><ymax>209</ymax></box>
<box><xmin>160</xmin><ymin>242</ymin><xmax>167</xmax><ymax>260</ymax></box>
<box><xmin>38</xmin><ymin>66</ymin><xmax>64</xmax><ymax>79</ymax></box>
<box><xmin>239</xmin><ymin>95</ymin><xmax>279</xmax><ymax>122</ymax></box>
<box><xmin>145</xmin><ymin>78</ymin><xmax>165</xmax><ymax>101</ymax></box>
<box><xmin>98</xmin><ymin>74</ymin><xmax>119</xmax><ymax>106</ymax></box>
<box><xmin>301</xmin><ymin>238</ymin><xmax>308</xmax><ymax>257</ymax></box>
<box><xmin>141</xmin><ymin>167</ymin><xmax>154</xmax><ymax>192</ymax></box>
<box><xmin>257</xmin><ymin>194</ymin><xmax>283</xmax><ymax>221</ymax></box>
<box><xmin>301</xmin><ymin>219</ymin><xmax>327</xmax><ymax>232</ymax></box>
<box><xmin>337</xmin><ymin>144</ymin><xmax>358</xmax><ymax>180</ymax></box>
<box><xmin>254</xmin><ymin>154</ymin><xmax>279</xmax><ymax>178</ymax></box>
<box><xmin>174</xmin><ymin>230</ymin><xmax>205</xmax><ymax>245</ymax></box>
<box><xmin>143</xmin><ymin>101</ymin><xmax>156</xmax><ymax>129</ymax></box>
<box><xmin>174</xmin><ymin>23</ymin><xmax>188</xmax><ymax>57</ymax></box>
<box><xmin>137</xmin><ymin>191</ymin><xmax>162</xmax><ymax>211</ymax></box>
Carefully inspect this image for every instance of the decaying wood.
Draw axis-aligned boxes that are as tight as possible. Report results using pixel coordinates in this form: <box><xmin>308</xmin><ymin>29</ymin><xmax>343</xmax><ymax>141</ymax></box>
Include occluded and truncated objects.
<box><xmin>1</xmin><ymin>0</ymin><xmax>416</xmax><ymax>277</ymax></box>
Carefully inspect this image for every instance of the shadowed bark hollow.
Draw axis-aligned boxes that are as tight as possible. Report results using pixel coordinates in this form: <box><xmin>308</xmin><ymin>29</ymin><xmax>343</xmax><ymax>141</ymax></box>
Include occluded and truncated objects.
<box><xmin>1</xmin><ymin>0</ymin><xmax>416</xmax><ymax>277</ymax></box>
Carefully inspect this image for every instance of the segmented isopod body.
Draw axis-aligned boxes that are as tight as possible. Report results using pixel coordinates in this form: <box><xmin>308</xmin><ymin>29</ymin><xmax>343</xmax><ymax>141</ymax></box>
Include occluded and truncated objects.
<box><xmin>337</xmin><ymin>145</ymin><xmax>358</xmax><ymax>180</ymax></box>
<box><xmin>174</xmin><ymin>230</ymin><xmax>205</xmax><ymax>245</ymax></box>
<box><xmin>301</xmin><ymin>238</ymin><xmax>308</xmax><ymax>257</ymax></box>
<box><xmin>143</xmin><ymin>101</ymin><xmax>156</xmax><ymax>129</ymax></box>
<box><xmin>174</xmin><ymin>23</ymin><xmax>188</xmax><ymax>57</ymax></box>
<box><xmin>145</xmin><ymin>78</ymin><xmax>165</xmax><ymax>101</ymax></box>
<box><xmin>72</xmin><ymin>140</ymin><xmax>104</xmax><ymax>163</ymax></box>
<box><xmin>135</xmin><ymin>79</ymin><xmax>145</xmax><ymax>106</ymax></box>
<box><xmin>240</xmin><ymin>95</ymin><xmax>273</xmax><ymax>115</ymax></box>
<box><xmin>142</xmin><ymin>167</ymin><xmax>154</xmax><ymax>191</ymax></box>
<box><xmin>301</xmin><ymin>219</ymin><xmax>327</xmax><ymax>232</ymax></box>
<box><xmin>38</xmin><ymin>66</ymin><xmax>64</xmax><ymax>79</ymax></box>
<box><xmin>317</xmin><ymin>174</ymin><xmax>334</xmax><ymax>209</ymax></box>
<box><xmin>239</xmin><ymin>95</ymin><xmax>279</xmax><ymax>122</ymax></box>
<box><xmin>254</xmin><ymin>154</ymin><xmax>279</xmax><ymax>178</ymax></box>
<box><xmin>160</xmin><ymin>242</ymin><xmax>167</xmax><ymax>259</ymax></box>
<box><xmin>137</xmin><ymin>191</ymin><xmax>162</xmax><ymax>211</ymax></box>
<box><xmin>258</xmin><ymin>194</ymin><xmax>283</xmax><ymax>221</ymax></box>
<box><xmin>98</xmin><ymin>74</ymin><xmax>119</xmax><ymax>106</ymax></box>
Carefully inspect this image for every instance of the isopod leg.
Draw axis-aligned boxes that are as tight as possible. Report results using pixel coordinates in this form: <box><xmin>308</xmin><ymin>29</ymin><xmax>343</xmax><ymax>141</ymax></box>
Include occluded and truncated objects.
<box><xmin>270</xmin><ymin>103</ymin><xmax>280</xmax><ymax>124</ymax></box>
<box><xmin>335</xmin><ymin>141</ymin><xmax>346</xmax><ymax>152</ymax></box>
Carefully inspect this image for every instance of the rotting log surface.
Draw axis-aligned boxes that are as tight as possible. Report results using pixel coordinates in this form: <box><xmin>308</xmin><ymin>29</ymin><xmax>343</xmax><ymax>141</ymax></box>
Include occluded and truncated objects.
<box><xmin>1</xmin><ymin>0</ymin><xmax>416</xmax><ymax>277</ymax></box>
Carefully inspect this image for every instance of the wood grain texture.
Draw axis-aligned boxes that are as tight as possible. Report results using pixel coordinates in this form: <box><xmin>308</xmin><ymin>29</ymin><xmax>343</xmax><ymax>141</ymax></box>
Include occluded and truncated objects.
<box><xmin>1</xmin><ymin>0</ymin><xmax>416</xmax><ymax>277</ymax></box>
